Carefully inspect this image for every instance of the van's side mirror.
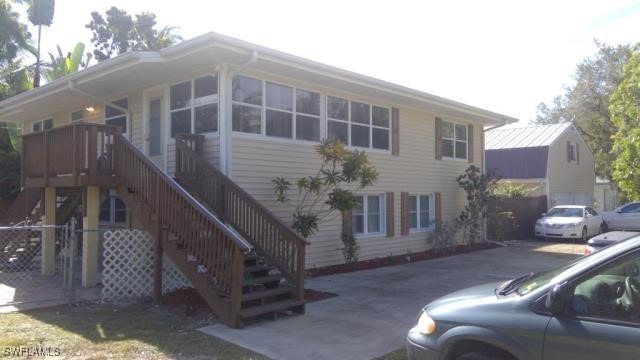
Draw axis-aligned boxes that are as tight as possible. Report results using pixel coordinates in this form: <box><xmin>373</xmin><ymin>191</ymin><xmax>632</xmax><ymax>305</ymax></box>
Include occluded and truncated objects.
<box><xmin>545</xmin><ymin>283</ymin><xmax>568</xmax><ymax>315</ymax></box>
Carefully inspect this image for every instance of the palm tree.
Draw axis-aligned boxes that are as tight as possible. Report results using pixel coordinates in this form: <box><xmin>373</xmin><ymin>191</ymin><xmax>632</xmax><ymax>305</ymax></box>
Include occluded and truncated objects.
<box><xmin>0</xmin><ymin>0</ymin><xmax>32</xmax><ymax>66</ymax></box>
<box><xmin>26</xmin><ymin>0</ymin><xmax>55</xmax><ymax>87</ymax></box>
<box><xmin>43</xmin><ymin>42</ymin><xmax>91</xmax><ymax>82</ymax></box>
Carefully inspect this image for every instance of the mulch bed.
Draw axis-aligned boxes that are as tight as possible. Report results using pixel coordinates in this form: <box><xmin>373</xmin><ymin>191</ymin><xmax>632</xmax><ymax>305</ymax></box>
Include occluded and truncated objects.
<box><xmin>306</xmin><ymin>242</ymin><xmax>498</xmax><ymax>277</ymax></box>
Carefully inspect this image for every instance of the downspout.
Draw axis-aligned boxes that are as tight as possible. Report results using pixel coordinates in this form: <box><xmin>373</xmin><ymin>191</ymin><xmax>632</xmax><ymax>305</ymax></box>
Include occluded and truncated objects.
<box><xmin>222</xmin><ymin>50</ymin><xmax>258</xmax><ymax>177</ymax></box>
<box><xmin>67</xmin><ymin>81</ymin><xmax>132</xmax><ymax>135</ymax></box>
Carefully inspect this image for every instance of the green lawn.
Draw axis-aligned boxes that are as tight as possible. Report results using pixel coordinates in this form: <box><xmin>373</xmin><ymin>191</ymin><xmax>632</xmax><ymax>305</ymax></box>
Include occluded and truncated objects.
<box><xmin>0</xmin><ymin>303</ymin><xmax>269</xmax><ymax>359</ymax></box>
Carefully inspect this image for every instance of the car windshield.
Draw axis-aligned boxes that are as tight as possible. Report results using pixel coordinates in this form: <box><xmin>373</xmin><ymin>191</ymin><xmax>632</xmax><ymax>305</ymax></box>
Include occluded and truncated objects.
<box><xmin>545</xmin><ymin>207</ymin><xmax>583</xmax><ymax>218</ymax></box>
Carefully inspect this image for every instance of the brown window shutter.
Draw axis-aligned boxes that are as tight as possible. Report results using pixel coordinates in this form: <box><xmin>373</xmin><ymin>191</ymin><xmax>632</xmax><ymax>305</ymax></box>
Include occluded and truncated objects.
<box><xmin>400</xmin><ymin>192</ymin><xmax>409</xmax><ymax>236</ymax></box>
<box><xmin>567</xmin><ymin>141</ymin><xmax>571</xmax><ymax>162</ymax></box>
<box><xmin>576</xmin><ymin>143</ymin><xmax>580</xmax><ymax>164</ymax></box>
<box><xmin>392</xmin><ymin>108</ymin><xmax>400</xmax><ymax>156</ymax></box>
<box><xmin>435</xmin><ymin>117</ymin><xmax>443</xmax><ymax>160</ymax></box>
<box><xmin>434</xmin><ymin>192</ymin><xmax>442</xmax><ymax>230</ymax></box>
<box><xmin>342</xmin><ymin>209</ymin><xmax>353</xmax><ymax>239</ymax></box>
<box><xmin>467</xmin><ymin>124</ymin><xmax>474</xmax><ymax>163</ymax></box>
<box><xmin>386</xmin><ymin>192</ymin><xmax>394</xmax><ymax>237</ymax></box>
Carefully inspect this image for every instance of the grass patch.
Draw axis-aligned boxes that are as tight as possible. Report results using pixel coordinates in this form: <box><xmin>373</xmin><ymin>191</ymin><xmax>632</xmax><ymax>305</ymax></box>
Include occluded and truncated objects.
<box><xmin>0</xmin><ymin>302</ymin><xmax>269</xmax><ymax>359</ymax></box>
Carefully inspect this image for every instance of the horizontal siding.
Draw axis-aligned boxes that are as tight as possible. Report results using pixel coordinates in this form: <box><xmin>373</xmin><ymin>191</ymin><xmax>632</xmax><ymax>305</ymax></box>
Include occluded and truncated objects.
<box><xmin>547</xmin><ymin>128</ymin><xmax>595</xmax><ymax>206</ymax></box>
<box><xmin>232</xmin><ymin>106</ymin><xmax>483</xmax><ymax>268</ymax></box>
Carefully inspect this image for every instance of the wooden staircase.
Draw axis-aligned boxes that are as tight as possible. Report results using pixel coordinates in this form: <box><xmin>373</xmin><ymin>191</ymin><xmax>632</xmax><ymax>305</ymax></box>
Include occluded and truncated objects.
<box><xmin>17</xmin><ymin>123</ymin><xmax>307</xmax><ymax>328</ymax></box>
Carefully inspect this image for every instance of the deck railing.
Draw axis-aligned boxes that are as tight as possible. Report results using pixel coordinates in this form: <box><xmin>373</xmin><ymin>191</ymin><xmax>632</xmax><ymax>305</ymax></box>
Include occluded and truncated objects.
<box><xmin>22</xmin><ymin>123</ymin><xmax>119</xmax><ymax>187</ymax></box>
<box><xmin>175</xmin><ymin>134</ymin><xmax>307</xmax><ymax>301</ymax></box>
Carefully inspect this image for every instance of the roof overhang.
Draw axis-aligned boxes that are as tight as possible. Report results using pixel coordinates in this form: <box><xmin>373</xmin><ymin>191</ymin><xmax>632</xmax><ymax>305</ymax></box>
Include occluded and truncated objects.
<box><xmin>0</xmin><ymin>32</ymin><xmax>519</xmax><ymax>126</ymax></box>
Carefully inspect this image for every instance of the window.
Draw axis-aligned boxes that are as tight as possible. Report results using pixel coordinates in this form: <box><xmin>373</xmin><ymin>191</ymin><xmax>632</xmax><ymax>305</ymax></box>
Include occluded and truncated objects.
<box><xmin>170</xmin><ymin>75</ymin><xmax>218</xmax><ymax>137</ymax></box>
<box><xmin>105</xmin><ymin>98</ymin><xmax>128</xmax><ymax>133</ymax></box>
<box><xmin>568</xmin><ymin>142</ymin><xmax>578</xmax><ymax>163</ymax></box>
<box><xmin>232</xmin><ymin>76</ymin><xmax>321</xmax><ymax>141</ymax></box>
<box><xmin>621</xmin><ymin>203</ymin><xmax>640</xmax><ymax>214</ymax></box>
<box><xmin>70</xmin><ymin>109</ymin><xmax>85</xmax><ymax>122</ymax></box>
<box><xmin>99</xmin><ymin>196</ymin><xmax>127</xmax><ymax>224</ymax></box>
<box><xmin>409</xmin><ymin>195</ymin><xmax>434</xmax><ymax>230</ymax></box>
<box><xmin>327</xmin><ymin>96</ymin><xmax>390</xmax><ymax>150</ymax></box>
<box><xmin>442</xmin><ymin>121</ymin><xmax>467</xmax><ymax>159</ymax></box>
<box><xmin>352</xmin><ymin>195</ymin><xmax>385</xmax><ymax>235</ymax></box>
<box><xmin>32</xmin><ymin>118</ymin><xmax>53</xmax><ymax>133</ymax></box>
<box><xmin>570</xmin><ymin>250</ymin><xmax>640</xmax><ymax>322</ymax></box>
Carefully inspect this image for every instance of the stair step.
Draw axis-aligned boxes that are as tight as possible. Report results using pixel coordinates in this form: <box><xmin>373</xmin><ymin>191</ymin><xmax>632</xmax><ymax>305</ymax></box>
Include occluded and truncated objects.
<box><xmin>240</xmin><ymin>299</ymin><xmax>305</xmax><ymax>318</ymax></box>
<box><xmin>244</xmin><ymin>264</ymin><xmax>273</xmax><ymax>273</ymax></box>
<box><xmin>243</xmin><ymin>274</ymin><xmax>282</xmax><ymax>286</ymax></box>
<box><xmin>241</xmin><ymin>287</ymin><xmax>292</xmax><ymax>302</ymax></box>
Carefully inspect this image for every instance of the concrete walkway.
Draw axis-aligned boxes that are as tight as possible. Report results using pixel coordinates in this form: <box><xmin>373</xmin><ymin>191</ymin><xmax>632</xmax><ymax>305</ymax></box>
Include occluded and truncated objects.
<box><xmin>199</xmin><ymin>241</ymin><xmax>581</xmax><ymax>360</ymax></box>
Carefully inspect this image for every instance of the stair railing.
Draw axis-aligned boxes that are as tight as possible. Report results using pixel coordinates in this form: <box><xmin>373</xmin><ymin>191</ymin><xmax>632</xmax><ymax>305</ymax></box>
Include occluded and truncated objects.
<box><xmin>111</xmin><ymin>131</ymin><xmax>252</xmax><ymax>299</ymax></box>
<box><xmin>175</xmin><ymin>135</ymin><xmax>308</xmax><ymax>301</ymax></box>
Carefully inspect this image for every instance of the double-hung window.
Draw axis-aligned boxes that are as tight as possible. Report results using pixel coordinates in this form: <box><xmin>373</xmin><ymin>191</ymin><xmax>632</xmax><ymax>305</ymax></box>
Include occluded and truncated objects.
<box><xmin>568</xmin><ymin>142</ymin><xmax>578</xmax><ymax>163</ymax></box>
<box><xmin>409</xmin><ymin>195</ymin><xmax>434</xmax><ymax>230</ymax></box>
<box><xmin>170</xmin><ymin>75</ymin><xmax>219</xmax><ymax>137</ymax></box>
<box><xmin>352</xmin><ymin>195</ymin><xmax>385</xmax><ymax>235</ymax></box>
<box><xmin>442</xmin><ymin>121</ymin><xmax>467</xmax><ymax>160</ymax></box>
<box><xmin>105</xmin><ymin>98</ymin><xmax>128</xmax><ymax>134</ymax></box>
<box><xmin>232</xmin><ymin>75</ymin><xmax>321</xmax><ymax>141</ymax></box>
<box><xmin>32</xmin><ymin>118</ymin><xmax>53</xmax><ymax>133</ymax></box>
<box><xmin>327</xmin><ymin>96</ymin><xmax>390</xmax><ymax>150</ymax></box>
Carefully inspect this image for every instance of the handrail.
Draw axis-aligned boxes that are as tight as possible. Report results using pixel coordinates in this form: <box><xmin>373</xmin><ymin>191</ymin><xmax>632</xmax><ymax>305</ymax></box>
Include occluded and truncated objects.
<box><xmin>113</xmin><ymin>133</ymin><xmax>252</xmax><ymax>253</ymax></box>
<box><xmin>175</xmin><ymin>139</ymin><xmax>309</xmax><ymax>247</ymax></box>
<box><xmin>174</xmin><ymin>136</ymin><xmax>307</xmax><ymax>300</ymax></box>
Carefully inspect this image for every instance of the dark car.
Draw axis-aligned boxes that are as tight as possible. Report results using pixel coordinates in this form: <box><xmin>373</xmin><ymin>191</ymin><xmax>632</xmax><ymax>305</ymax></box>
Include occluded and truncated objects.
<box><xmin>584</xmin><ymin>231</ymin><xmax>639</xmax><ymax>255</ymax></box>
<box><xmin>406</xmin><ymin>234</ymin><xmax>640</xmax><ymax>360</ymax></box>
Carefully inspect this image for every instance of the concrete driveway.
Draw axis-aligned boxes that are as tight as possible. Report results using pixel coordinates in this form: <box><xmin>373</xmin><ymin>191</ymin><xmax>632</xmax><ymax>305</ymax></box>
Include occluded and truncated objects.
<box><xmin>199</xmin><ymin>241</ymin><xmax>582</xmax><ymax>360</ymax></box>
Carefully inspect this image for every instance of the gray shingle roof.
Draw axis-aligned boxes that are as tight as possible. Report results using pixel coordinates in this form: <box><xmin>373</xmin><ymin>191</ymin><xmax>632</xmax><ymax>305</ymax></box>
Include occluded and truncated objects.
<box><xmin>485</xmin><ymin>123</ymin><xmax>572</xmax><ymax>150</ymax></box>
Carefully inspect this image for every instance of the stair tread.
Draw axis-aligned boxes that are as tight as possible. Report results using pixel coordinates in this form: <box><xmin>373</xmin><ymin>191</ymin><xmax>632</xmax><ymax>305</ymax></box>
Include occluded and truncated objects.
<box><xmin>240</xmin><ymin>299</ymin><xmax>305</xmax><ymax>318</ymax></box>
<box><xmin>244</xmin><ymin>264</ymin><xmax>274</xmax><ymax>273</ymax></box>
<box><xmin>243</xmin><ymin>274</ymin><xmax>283</xmax><ymax>286</ymax></box>
<box><xmin>241</xmin><ymin>287</ymin><xmax>292</xmax><ymax>302</ymax></box>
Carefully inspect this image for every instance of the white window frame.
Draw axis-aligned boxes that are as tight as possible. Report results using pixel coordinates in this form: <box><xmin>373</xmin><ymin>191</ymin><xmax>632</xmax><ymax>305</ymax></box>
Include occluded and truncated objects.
<box><xmin>70</xmin><ymin>109</ymin><xmax>86</xmax><ymax>123</ymax></box>
<box><xmin>104</xmin><ymin>98</ymin><xmax>129</xmax><ymax>135</ymax></box>
<box><xmin>569</xmin><ymin>142</ymin><xmax>578</xmax><ymax>163</ymax></box>
<box><xmin>169</xmin><ymin>74</ymin><xmax>220</xmax><ymax>138</ymax></box>
<box><xmin>32</xmin><ymin>118</ymin><xmax>53</xmax><ymax>133</ymax></box>
<box><xmin>442</xmin><ymin>120</ymin><xmax>468</xmax><ymax>160</ymax></box>
<box><xmin>327</xmin><ymin>95</ymin><xmax>391</xmax><ymax>151</ymax></box>
<box><xmin>352</xmin><ymin>194</ymin><xmax>386</xmax><ymax>237</ymax></box>
<box><xmin>232</xmin><ymin>75</ymin><xmax>322</xmax><ymax>143</ymax></box>
<box><xmin>99</xmin><ymin>195</ymin><xmax>127</xmax><ymax>225</ymax></box>
<box><xmin>408</xmin><ymin>194</ymin><xmax>435</xmax><ymax>231</ymax></box>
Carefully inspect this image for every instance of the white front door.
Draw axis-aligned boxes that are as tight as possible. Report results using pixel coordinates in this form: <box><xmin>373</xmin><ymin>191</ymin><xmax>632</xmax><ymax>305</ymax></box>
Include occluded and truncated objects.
<box><xmin>145</xmin><ymin>93</ymin><xmax>165</xmax><ymax>169</ymax></box>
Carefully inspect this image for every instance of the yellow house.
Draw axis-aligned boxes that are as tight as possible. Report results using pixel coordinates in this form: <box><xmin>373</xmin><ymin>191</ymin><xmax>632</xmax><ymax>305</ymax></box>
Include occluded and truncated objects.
<box><xmin>0</xmin><ymin>32</ymin><xmax>516</xmax><ymax>327</ymax></box>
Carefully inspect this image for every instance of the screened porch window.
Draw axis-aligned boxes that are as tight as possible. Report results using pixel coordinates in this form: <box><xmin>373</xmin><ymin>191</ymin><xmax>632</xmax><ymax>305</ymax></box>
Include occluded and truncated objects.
<box><xmin>105</xmin><ymin>98</ymin><xmax>128</xmax><ymax>133</ymax></box>
<box><xmin>170</xmin><ymin>75</ymin><xmax>219</xmax><ymax>137</ymax></box>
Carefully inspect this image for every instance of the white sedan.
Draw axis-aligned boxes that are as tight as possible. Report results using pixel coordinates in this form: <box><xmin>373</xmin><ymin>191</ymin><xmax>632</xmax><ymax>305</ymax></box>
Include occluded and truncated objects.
<box><xmin>535</xmin><ymin>205</ymin><xmax>604</xmax><ymax>242</ymax></box>
<box><xmin>602</xmin><ymin>201</ymin><xmax>640</xmax><ymax>231</ymax></box>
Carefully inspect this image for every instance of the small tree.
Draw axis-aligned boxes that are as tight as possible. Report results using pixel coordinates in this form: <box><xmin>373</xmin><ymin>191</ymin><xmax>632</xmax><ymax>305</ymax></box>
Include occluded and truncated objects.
<box><xmin>456</xmin><ymin>165</ymin><xmax>499</xmax><ymax>244</ymax></box>
<box><xmin>273</xmin><ymin>139</ymin><xmax>378</xmax><ymax>263</ymax></box>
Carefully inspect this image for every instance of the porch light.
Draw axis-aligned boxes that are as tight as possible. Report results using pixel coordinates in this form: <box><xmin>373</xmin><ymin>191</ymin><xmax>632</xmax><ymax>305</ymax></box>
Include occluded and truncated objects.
<box><xmin>85</xmin><ymin>106</ymin><xmax>96</xmax><ymax>112</ymax></box>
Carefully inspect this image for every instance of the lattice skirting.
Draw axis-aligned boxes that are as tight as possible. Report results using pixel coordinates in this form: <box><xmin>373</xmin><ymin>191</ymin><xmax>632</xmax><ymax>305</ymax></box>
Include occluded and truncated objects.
<box><xmin>102</xmin><ymin>229</ymin><xmax>191</xmax><ymax>301</ymax></box>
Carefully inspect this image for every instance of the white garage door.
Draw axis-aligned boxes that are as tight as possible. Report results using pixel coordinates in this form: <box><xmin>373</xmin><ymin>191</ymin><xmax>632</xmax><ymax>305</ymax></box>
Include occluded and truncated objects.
<box><xmin>554</xmin><ymin>192</ymin><xmax>574</xmax><ymax>206</ymax></box>
<box><xmin>574</xmin><ymin>192</ymin><xmax>591</xmax><ymax>206</ymax></box>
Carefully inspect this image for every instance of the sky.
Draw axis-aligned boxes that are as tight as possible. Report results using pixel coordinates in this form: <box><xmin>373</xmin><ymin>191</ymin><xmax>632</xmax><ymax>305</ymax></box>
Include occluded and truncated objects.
<box><xmin>13</xmin><ymin>0</ymin><xmax>640</xmax><ymax>124</ymax></box>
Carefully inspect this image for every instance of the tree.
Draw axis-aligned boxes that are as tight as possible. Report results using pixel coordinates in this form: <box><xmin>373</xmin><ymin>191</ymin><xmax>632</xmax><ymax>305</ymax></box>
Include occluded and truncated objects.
<box><xmin>609</xmin><ymin>52</ymin><xmax>640</xmax><ymax>200</ymax></box>
<box><xmin>42</xmin><ymin>42</ymin><xmax>91</xmax><ymax>81</ymax></box>
<box><xmin>456</xmin><ymin>165</ymin><xmax>499</xmax><ymax>244</ymax></box>
<box><xmin>272</xmin><ymin>139</ymin><xmax>378</xmax><ymax>263</ymax></box>
<box><xmin>86</xmin><ymin>7</ymin><xmax>182</xmax><ymax>62</ymax></box>
<box><xmin>0</xmin><ymin>0</ymin><xmax>32</xmax><ymax>66</ymax></box>
<box><xmin>25</xmin><ymin>0</ymin><xmax>55</xmax><ymax>87</ymax></box>
<box><xmin>533</xmin><ymin>41</ymin><xmax>634</xmax><ymax>182</ymax></box>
